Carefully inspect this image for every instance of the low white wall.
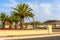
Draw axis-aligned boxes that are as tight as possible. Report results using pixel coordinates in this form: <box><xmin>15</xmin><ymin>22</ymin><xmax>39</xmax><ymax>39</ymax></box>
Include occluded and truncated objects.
<box><xmin>0</xmin><ymin>29</ymin><xmax>48</xmax><ymax>36</ymax></box>
<box><xmin>0</xmin><ymin>24</ymin><xmax>52</xmax><ymax>36</ymax></box>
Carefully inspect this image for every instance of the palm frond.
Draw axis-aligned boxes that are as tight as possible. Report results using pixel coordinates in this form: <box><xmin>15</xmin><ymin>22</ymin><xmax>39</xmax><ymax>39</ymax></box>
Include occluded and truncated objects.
<box><xmin>11</xmin><ymin>3</ymin><xmax>34</xmax><ymax>20</ymax></box>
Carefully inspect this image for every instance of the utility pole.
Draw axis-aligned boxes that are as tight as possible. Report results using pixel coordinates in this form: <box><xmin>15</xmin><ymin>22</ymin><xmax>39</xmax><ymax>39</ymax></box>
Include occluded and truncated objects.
<box><xmin>33</xmin><ymin>17</ymin><xmax>34</xmax><ymax>29</ymax></box>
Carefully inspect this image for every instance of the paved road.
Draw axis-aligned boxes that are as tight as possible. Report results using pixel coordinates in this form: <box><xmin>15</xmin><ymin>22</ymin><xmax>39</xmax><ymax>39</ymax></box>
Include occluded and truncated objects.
<box><xmin>10</xmin><ymin>36</ymin><xmax>60</xmax><ymax>40</ymax></box>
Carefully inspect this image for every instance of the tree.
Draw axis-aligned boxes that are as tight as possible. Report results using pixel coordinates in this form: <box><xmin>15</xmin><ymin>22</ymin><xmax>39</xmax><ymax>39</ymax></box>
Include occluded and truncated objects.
<box><xmin>0</xmin><ymin>13</ymin><xmax>8</xmax><ymax>28</ymax></box>
<box><xmin>11</xmin><ymin>15</ymin><xmax>20</xmax><ymax>29</ymax></box>
<box><xmin>11</xmin><ymin>3</ymin><xmax>34</xmax><ymax>29</ymax></box>
<box><xmin>7</xmin><ymin>16</ymin><xmax>14</xmax><ymax>29</ymax></box>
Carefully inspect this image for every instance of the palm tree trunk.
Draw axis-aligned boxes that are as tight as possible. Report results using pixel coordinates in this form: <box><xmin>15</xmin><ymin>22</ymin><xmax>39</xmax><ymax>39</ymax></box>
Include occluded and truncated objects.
<box><xmin>2</xmin><ymin>22</ymin><xmax>5</xmax><ymax>29</ymax></box>
<box><xmin>9</xmin><ymin>22</ymin><xmax>12</xmax><ymax>29</ymax></box>
<box><xmin>15</xmin><ymin>21</ymin><xmax>18</xmax><ymax>29</ymax></box>
<box><xmin>20</xmin><ymin>16</ymin><xmax>24</xmax><ymax>30</ymax></box>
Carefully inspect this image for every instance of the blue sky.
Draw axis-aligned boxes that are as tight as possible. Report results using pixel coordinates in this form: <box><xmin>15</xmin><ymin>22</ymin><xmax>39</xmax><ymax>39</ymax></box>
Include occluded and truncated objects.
<box><xmin>0</xmin><ymin>0</ymin><xmax>60</xmax><ymax>22</ymax></box>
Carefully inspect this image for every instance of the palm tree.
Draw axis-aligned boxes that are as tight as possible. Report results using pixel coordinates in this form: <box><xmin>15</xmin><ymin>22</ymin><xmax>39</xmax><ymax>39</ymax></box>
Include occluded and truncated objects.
<box><xmin>11</xmin><ymin>15</ymin><xmax>20</xmax><ymax>29</ymax></box>
<box><xmin>7</xmin><ymin>16</ymin><xmax>14</xmax><ymax>29</ymax></box>
<box><xmin>11</xmin><ymin>3</ymin><xmax>34</xmax><ymax>29</ymax></box>
<box><xmin>0</xmin><ymin>13</ymin><xmax>8</xmax><ymax>29</ymax></box>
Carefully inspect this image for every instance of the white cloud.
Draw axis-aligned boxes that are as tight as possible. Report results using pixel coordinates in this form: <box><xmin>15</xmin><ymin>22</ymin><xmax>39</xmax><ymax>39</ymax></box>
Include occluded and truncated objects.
<box><xmin>0</xmin><ymin>8</ymin><xmax>6</xmax><ymax>12</ymax></box>
<box><xmin>40</xmin><ymin>3</ymin><xmax>52</xmax><ymax>16</ymax></box>
<box><xmin>48</xmin><ymin>3</ymin><xmax>60</xmax><ymax>20</ymax></box>
<box><xmin>9</xmin><ymin>0</ymin><xmax>17</xmax><ymax>4</ymax></box>
<box><xmin>26</xmin><ymin>2</ymin><xmax>53</xmax><ymax>22</ymax></box>
<box><xmin>3</xmin><ymin>0</ymin><xmax>18</xmax><ymax>7</ymax></box>
<box><xmin>26</xmin><ymin>2</ymin><xmax>60</xmax><ymax>22</ymax></box>
<box><xmin>0</xmin><ymin>0</ymin><xmax>18</xmax><ymax>15</ymax></box>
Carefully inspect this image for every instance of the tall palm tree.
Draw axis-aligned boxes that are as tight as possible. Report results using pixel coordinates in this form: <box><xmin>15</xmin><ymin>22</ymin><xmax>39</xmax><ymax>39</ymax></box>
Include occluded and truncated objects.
<box><xmin>11</xmin><ymin>15</ymin><xmax>20</xmax><ymax>29</ymax></box>
<box><xmin>11</xmin><ymin>3</ymin><xmax>34</xmax><ymax>29</ymax></box>
<box><xmin>0</xmin><ymin>13</ymin><xmax>8</xmax><ymax>29</ymax></box>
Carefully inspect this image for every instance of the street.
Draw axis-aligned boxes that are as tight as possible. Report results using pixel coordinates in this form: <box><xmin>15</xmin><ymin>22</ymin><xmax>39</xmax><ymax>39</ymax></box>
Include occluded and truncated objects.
<box><xmin>11</xmin><ymin>36</ymin><xmax>60</xmax><ymax>40</ymax></box>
